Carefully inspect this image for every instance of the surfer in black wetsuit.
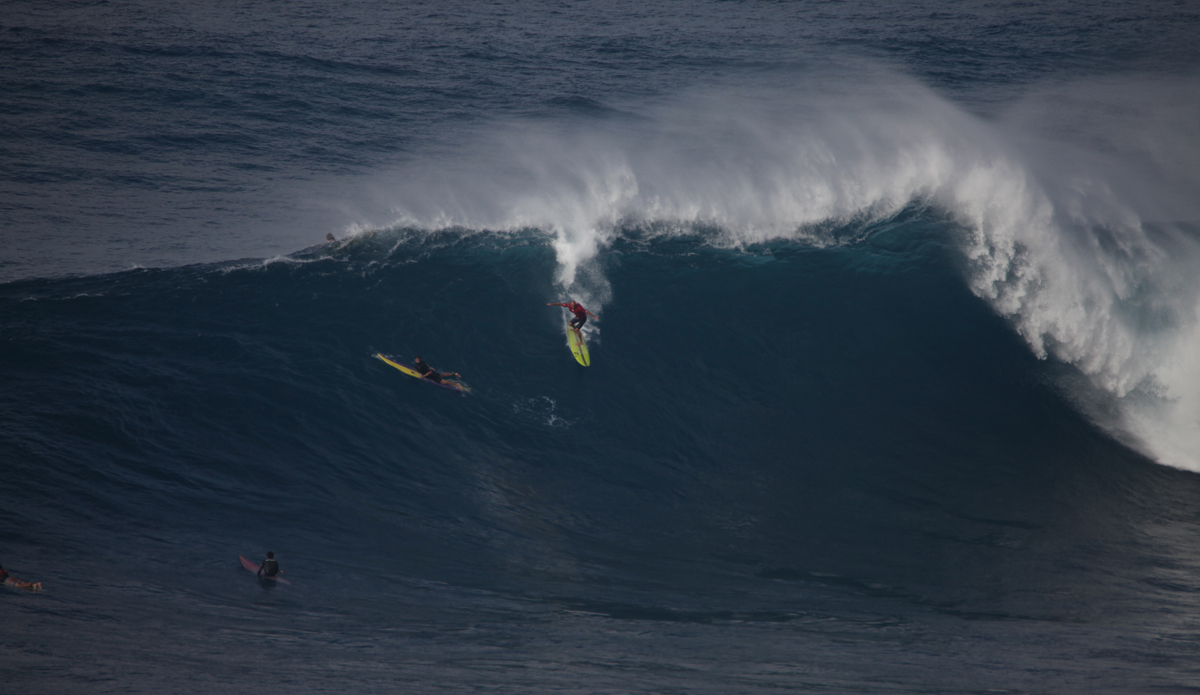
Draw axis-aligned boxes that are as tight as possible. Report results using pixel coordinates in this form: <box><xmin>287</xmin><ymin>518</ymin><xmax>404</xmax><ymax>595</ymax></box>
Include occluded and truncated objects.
<box><xmin>257</xmin><ymin>552</ymin><xmax>280</xmax><ymax>579</ymax></box>
<box><xmin>413</xmin><ymin>356</ymin><xmax>461</xmax><ymax>385</ymax></box>
<box><xmin>0</xmin><ymin>563</ymin><xmax>42</xmax><ymax>592</ymax></box>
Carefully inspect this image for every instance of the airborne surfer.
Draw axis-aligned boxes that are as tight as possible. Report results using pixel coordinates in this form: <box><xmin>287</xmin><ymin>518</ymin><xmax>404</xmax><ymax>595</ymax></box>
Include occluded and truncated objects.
<box><xmin>547</xmin><ymin>300</ymin><xmax>596</xmax><ymax>332</ymax></box>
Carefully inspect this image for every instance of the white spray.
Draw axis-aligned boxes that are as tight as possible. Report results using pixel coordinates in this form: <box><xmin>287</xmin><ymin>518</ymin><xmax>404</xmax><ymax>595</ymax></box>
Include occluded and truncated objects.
<box><xmin>367</xmin><ymin>68</ymin><xmax>1200</xmax><ymax>470</ymax></box>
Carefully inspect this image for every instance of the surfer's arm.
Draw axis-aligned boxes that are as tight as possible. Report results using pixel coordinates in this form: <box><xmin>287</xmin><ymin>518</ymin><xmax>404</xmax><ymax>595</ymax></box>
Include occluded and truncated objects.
<box><xmin>547</xmin><ymin>302</ymin><xmax>565</xmax><ymax>307</ymax></box>
<box><xmin>586</xmin><ymin>310</ymin><xmax>597</xmax><ymax>318</ymax></box>
<box><xmin>3</xmin><ymin>576</ymin><xmax>40</xmax><ymax>591</ymax></box>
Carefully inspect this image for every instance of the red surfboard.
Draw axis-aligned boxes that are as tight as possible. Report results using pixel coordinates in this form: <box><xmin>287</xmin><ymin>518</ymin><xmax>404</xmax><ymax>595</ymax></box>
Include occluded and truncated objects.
<box><xmin>239</xmin><ymin>555</ymin><xmax>291</xmax><ymax>584</ymax></box>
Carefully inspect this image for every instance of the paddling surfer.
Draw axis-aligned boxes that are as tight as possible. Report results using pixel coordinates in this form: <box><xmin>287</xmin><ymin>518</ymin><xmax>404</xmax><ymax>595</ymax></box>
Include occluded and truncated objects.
<box><xmin>257</xmin><ymin>552</ymin><xmax>281</xmax><ymax>579</ymax></box>
<box><xmin>413</xmin><ymin>356</ymin><xmax>462</xmax><ymax>386</ymax></box>
<box><xmin>0</xmin><ymin>563</ymin><xmax>42</xmax><ymax>592</ymax></box>
<box><xmin>547</xmin><ymin>300</ymin><xmax>596</xmax><ymax>332</ymax></box>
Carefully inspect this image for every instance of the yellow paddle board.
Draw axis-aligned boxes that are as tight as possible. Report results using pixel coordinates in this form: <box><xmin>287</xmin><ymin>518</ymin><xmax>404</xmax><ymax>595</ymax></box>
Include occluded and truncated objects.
<box><xmin>567</xmin><ymin>326</ymin><xmax>590</xmax><ymax>366</ymax></box>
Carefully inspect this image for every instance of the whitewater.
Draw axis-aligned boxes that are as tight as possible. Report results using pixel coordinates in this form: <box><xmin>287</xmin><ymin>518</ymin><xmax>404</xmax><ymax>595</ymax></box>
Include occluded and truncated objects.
<box><xmin>4</xmin><ymin>1</ymin><xmax>1200</xmax><ymax>693</ymax></box>
<box><xmin>342</xmin><ymin>67</ymin><xmax>1200</xmax><ymax>471</ymax></box>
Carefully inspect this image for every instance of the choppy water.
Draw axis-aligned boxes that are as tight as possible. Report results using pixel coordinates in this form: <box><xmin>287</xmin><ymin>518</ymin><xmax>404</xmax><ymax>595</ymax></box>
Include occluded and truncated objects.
<box><xmin>4</xmin><ymin>1</ymin><xmax>1200</xmax><ymax>692</ymax></box>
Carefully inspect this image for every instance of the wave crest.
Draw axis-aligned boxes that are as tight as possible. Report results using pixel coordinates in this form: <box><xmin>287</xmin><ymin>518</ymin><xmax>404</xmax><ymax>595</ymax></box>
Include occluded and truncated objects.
<box><xmin>352</xmin><ymin>68</ymin><xmax>1200</xmax><ymax>469</ymax></box>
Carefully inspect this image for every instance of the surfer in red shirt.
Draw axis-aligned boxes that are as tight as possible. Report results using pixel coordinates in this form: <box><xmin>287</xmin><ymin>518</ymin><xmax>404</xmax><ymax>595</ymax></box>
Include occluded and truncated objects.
<box><xmin>547</xmin><ymin>300</ymin><xmax>597</xmax><ymax>331</ymax></box>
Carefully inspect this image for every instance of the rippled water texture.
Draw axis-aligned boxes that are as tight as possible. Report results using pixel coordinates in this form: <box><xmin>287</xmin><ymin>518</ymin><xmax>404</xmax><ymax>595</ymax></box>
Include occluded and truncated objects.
<box><xmin>3</xmin><ymin>1</ymin><xmax>1200</xmax><ymax>692</ymax></box>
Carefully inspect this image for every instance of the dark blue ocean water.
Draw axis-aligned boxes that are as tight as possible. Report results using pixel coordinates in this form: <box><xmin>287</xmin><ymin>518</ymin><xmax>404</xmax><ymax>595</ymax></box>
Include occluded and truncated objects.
<box><xmin>4</xmin><ymin>1</ymin><xmax>1200</xmax><ymax>693</ymax></box>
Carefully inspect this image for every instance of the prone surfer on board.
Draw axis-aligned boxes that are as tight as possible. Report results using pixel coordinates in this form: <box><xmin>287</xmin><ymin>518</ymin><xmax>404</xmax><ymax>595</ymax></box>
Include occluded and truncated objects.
<box><xmin>0</xmin><ymin>563</ymin><xmax>42</xmax><ymax>592</ymax></box>
<box><xmin>257</xmin><ymin>552</ymin><xmax>281</xmax><ymax>579</ymax></box>
<box><xmin>547</xmin><ymin>300</ymin><xmax>596</xmax><ymax>331</ymax></box>
<box><xmin>413</xmin><ymin>356</ymin><xmax>463</xmax><ymax>387</ymax></box>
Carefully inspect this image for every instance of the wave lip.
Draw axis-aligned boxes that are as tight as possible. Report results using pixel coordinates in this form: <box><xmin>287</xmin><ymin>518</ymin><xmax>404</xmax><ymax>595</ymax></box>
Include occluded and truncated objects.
<box><xmin>360</xmin><ymin>71</ymin><xmax>1200</xmax><ymax>469</ymax></box>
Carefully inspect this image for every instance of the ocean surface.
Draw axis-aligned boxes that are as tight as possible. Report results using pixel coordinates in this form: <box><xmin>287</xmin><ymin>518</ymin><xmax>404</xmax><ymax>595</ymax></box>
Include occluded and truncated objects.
<box><xmin>4</xmin><ymin>1</ymin><xmax>1200</xmax><ymax>692</ymax></box>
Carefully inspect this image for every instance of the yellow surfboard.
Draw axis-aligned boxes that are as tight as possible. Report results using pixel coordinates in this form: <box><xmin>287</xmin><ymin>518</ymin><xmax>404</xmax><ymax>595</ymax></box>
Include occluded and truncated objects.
<box><xmin>567</xmin><ymin>326</ymin><xmax>590</xmax><ymax>366</ymax></box>
<box><xmin>375</xmin><ymin>353</ymin><xmax>470</xmax><ymax>392</ymax></box>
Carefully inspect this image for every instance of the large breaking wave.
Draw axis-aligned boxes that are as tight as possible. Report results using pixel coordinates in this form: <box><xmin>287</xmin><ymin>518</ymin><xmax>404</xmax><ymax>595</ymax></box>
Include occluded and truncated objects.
<box><xmin>339</xmin><ymin>68</ymin><xmax>1200</xmax><ymax>470</ymax></box>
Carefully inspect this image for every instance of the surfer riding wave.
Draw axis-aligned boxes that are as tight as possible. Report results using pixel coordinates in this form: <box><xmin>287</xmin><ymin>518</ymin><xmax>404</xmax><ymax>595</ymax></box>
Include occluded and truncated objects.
<box><xmin>548</xmin><ymin>300</ymin><xmax>596</xmax><ymax>331</ymax></box>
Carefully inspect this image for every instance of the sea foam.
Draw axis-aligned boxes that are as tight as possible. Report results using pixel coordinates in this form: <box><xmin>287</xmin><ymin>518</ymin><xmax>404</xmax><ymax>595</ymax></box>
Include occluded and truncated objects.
<box><xmin>367</xmin><ymin>68</ymin><xmax>1200</xmax><ymax>469</ymax></box>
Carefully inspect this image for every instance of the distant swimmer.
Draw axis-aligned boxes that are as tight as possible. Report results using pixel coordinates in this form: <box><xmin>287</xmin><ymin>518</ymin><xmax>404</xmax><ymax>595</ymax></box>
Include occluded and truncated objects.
<box><xmin>413</xmin><ymin>355</ymin><xmax>462</xmax><ymax>386</ymax></box>
<box><xmin>548</xmin><ymin>300</ymin><xmax>597</xmax><ymax>331</ymax></box>
<box><xmin>325</xmin><ymin>233</ymin><xmax>336</xmax><ymax>242</ymax></box>
<box><xmin>257</xmin><ymin>552</ymin><xmax>281</xmax><ymax>579</ymax></box>
<box><xmin>0</xmin><ymin>563</ymin><xmax>42</xmax><ymax>592</ymax></box>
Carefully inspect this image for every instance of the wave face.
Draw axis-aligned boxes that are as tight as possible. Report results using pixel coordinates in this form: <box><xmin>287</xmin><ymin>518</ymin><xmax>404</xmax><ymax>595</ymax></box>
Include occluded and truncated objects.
<box><xmin>6</xmin><ymin>226</ymin><xmax>1200</xmax><ymax>692</ymax></box>
<box><xmin>4</xmin><ymin>0</ymin><xmax>1200</xmax><ymax>692</ymax></box>
<box><xmin>371</xmin><ymin>71</ymin><xmax>1200</xmax><ymax>472</ymax></box>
